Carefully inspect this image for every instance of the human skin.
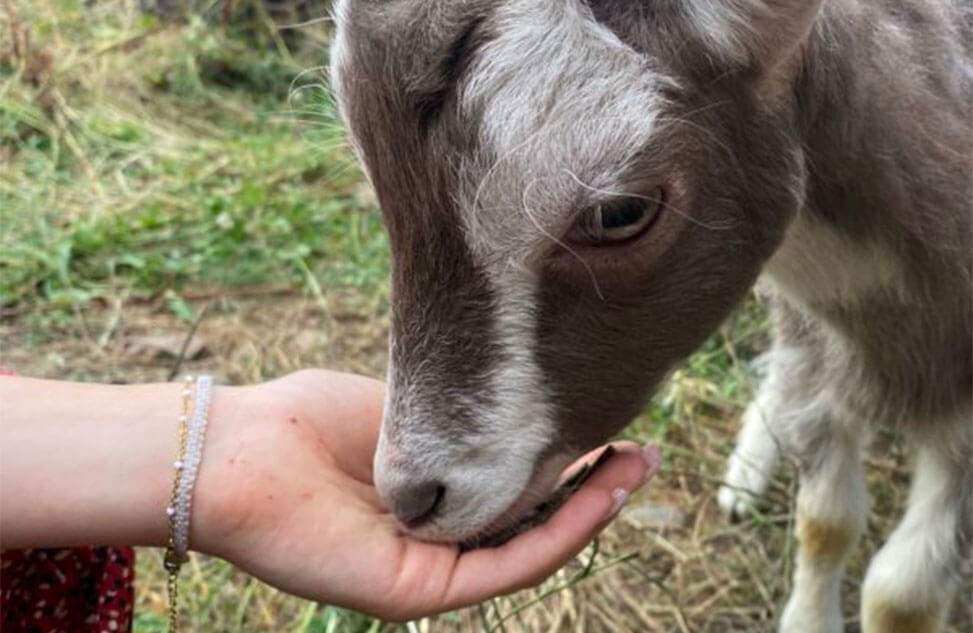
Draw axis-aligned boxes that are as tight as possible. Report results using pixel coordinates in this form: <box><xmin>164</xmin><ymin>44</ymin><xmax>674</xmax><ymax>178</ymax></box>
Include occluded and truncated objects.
<box><xmin>0</xmin><ymin>369</ymin><xmax>657</xmax><ymax>621</ymax></box>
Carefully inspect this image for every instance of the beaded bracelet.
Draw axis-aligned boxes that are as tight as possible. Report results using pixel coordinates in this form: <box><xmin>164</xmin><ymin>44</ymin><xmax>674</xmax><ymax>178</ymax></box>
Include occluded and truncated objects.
<box><xmin>164</xmin><ymin>375</ymin><xmax>213</xmax><ymax>633</ymax></box>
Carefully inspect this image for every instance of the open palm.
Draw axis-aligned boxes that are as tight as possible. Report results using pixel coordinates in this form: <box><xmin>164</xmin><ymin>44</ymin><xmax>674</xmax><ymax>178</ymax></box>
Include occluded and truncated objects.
<box><xmin>193</xmin><ymin>370</ymin><xmax>657</xmax><ymax>621</ymax></box>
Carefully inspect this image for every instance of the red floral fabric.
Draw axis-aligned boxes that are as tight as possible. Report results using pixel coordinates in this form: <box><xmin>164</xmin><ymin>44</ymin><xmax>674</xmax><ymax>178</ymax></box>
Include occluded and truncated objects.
<box><xmin>1</xmin><ymin>548</ymin><xmax>135</xmax><ymax>633</ymax></box>
<box><xmin>0</xmin><ymin>369</ymin><xmax>135</xmax><ymax>633</ymax></box>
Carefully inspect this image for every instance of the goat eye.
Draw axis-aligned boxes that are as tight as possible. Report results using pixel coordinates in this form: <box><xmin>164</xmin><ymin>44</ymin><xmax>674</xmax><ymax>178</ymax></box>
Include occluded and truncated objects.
<box><xmin>569</xmin><ymin>190</ymin><xmax>663</xmax><ymax>245</ymax></box>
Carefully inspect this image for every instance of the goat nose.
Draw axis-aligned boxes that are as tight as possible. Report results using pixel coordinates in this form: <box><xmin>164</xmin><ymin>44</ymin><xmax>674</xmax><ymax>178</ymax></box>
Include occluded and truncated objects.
<box><xmin>391</xmin><ymin>481</ymin><xmax>446</xmax><ymax>528</ymax></box>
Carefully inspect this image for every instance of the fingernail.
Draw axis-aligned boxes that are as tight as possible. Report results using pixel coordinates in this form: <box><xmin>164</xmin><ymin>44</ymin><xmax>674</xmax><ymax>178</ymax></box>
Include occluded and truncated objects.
<box><xmin>641</xmin><ymin>444</ymin><xmax>661</xmax><ymax>483</ymax></box>
<box><xmin>609</xmin><ymin>488</ymin><xmax>629</xmax><ymax>516</ymax></box>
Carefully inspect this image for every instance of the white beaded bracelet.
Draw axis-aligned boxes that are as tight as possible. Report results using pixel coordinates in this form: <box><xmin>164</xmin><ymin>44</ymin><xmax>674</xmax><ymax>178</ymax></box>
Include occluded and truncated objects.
<box><xmin>164</xmin><ymin>374</ymin><xmax>213</xmax><ymax>633</ymax></box>
<box><xmin>169</xmin><ymin>374</ymin><xmax>212</xmax><ymax>556</ymax></box>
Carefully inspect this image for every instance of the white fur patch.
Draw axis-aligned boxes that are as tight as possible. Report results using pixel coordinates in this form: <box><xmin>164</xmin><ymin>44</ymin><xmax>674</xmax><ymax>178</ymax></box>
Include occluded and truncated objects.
<box><xmin>861</xmin><ymin>444</ymin><xmax>965</xmax><ymax>623</ymax></box>
<box><xmin>764</xmin><ymin>213</ymin><xmax>901</xmax><ymax>307</ymax></box>
<box><xmin>682</xmin><ymin>0</ymin><xmax>827</xmax><ymax>67</ymax></box>
<box><xmin>449</xmin><ymin>268</ymin><xmax>560</xmax><ymax>536</ymax></box>
<box><xmin>328</xmin><ymin>0</ymin><xmax>352</xmax><ymax>119</ymax></box>
<box><xmin>780</xmin><ymin>422</ymin><xmax>867</xmax><ymax>633</ymax></box>
<box><xmin>683</xmin><ymin>0</ymin><xmax>771</xmax><ymax>64</ymax></box>
<box><xmin>718</xmin><ymin>366</ymin><xmax>786</xmax><ymax>517</ymax></box>
<box><xmin>371</xmin><ymin>268</ymin><xmax>558</xmax><ymax>542</ymax></box>
<box><xmin>455</xmin><ymin>0</ymin><xmax>673</xmax><ymax>261</ymax></box>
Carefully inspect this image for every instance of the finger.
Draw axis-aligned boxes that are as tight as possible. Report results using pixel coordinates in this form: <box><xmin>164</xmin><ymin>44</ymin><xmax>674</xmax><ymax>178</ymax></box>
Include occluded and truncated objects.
<box><xmin>441</xmin><ymin>442</ymin><xmax>659</xmax><ymax>609</ymax></box>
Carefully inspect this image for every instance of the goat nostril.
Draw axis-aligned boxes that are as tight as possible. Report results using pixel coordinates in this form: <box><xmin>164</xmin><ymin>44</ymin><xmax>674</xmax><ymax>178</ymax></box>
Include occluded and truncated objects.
<box><xmin>393</xmin><ymin>481</ymin><xmax>446</xmax><ymax>528</ymax></box>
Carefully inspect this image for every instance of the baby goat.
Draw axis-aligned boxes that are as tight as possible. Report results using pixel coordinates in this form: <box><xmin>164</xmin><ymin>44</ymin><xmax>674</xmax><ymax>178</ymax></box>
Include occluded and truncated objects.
<box><xmin>330</xmin><ymin>1</ymin><xmax>972</xmax><ymax>630</ymax></box>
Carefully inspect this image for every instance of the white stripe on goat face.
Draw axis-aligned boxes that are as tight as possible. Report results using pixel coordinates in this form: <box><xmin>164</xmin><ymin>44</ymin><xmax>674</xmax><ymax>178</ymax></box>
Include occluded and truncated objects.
<box><xmin>457</xmin><ymin>0</ymin><xmax>670</xmax><ymax>259</ymax></box>
<box><xmin>452</xmin><ymin>0</ymin><xmax>671</xmax><ymax>461</ymax></box>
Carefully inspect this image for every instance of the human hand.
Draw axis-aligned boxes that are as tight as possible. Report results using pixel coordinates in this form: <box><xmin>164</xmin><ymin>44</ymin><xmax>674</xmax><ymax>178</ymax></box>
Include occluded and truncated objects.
<box><xmin>194</xmin><ymin>369</ymin><xmax>659</xmax><ymax>621</ymax></box>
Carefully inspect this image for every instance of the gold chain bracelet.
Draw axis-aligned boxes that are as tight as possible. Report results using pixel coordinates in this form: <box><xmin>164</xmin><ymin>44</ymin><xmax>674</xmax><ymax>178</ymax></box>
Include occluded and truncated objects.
<box><xmin>164</xmin><ymin>375</ymin><xmax>193</xmax><ymax>633</ymax></box>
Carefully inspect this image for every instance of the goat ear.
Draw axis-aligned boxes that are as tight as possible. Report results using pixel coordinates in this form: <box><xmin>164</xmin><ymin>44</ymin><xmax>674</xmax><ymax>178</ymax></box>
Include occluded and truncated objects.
<box><xmin>683</xmin><ymin>0</ymin><xmax>826</xmax><ymax>70</ymax></box>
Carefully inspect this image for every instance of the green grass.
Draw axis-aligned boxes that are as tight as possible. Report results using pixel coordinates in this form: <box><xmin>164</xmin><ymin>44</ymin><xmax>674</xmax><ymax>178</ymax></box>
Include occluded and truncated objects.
<box><xmin>1</xmin><ymin>1</ymin><xmax>389</xmax><ymax>325</ymax></box>
<box><xmin>2</xmin><ymin>3</ymin><xmax>397</xmax><ymax>630</ymax></box>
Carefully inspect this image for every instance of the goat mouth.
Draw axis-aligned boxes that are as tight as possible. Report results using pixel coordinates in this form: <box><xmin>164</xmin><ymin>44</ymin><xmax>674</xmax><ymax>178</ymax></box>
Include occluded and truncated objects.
<box><xmin>458</xmin><ymin>446</ymin><xmax>616</xmax><ymax>552</ymax></box>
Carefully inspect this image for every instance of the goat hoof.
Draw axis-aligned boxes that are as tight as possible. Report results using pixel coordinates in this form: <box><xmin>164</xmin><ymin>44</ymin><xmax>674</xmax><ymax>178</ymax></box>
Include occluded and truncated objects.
<box><xmin>717</xmin><ymin>485</ymin><xmax>760</xmax><ymax>520</ymax></box>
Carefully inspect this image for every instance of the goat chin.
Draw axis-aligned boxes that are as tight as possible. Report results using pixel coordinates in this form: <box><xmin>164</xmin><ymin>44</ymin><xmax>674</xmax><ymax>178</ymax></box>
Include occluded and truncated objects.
<box><xmin>459</xmin><ymin>447</ymin><xmax>613</xmax><ymax>552</ymax></box>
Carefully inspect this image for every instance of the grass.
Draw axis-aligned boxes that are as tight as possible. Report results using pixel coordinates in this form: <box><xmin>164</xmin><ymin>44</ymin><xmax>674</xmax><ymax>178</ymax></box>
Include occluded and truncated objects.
<box><xmin>2</xmin><ymin>2</ymin><xmax>970</xmax><ymax>632</ymax></box>
<box><xmin>2</xmin><ymin>0</ymin><xmax>387</xmax><ymax>326</ymax></box>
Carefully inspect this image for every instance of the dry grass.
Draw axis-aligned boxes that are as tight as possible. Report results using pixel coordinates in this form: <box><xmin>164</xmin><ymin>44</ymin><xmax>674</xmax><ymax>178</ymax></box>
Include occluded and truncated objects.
<box><xmin>4</xmin><ymin>293</ymin><xmax>971</xmax><ymax>633</ymax></box>
<box><xmin>2</xmin><ymin>1</ymin><xmax>970</xmax><ymax>632</ymax></box>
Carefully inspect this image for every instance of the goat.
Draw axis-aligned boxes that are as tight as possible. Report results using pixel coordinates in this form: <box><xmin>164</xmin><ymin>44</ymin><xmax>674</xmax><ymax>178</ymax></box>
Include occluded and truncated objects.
<box><xmin>329</xmin><ymin>1</ymin><xmax>972</xmax><ymax>631</ymax></box>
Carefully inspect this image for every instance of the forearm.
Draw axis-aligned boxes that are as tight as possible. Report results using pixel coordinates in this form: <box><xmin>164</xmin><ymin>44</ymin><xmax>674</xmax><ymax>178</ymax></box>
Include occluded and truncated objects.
<box><xmin>1</xmin><ymin>378</ymin><xmax>207</xmax><ymax>549</ymax></box>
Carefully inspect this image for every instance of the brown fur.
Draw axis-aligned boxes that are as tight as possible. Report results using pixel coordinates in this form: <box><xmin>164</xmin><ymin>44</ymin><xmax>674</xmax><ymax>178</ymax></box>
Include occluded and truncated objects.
<box><xmin>796</xmin><ymin>514</ymin><xmax>857</xmax><ymax>563</ymax></box>
<box><xmin>863</xmin><ymin>602</ymin><xmax>943</xmax><ymax>633</ymax></box>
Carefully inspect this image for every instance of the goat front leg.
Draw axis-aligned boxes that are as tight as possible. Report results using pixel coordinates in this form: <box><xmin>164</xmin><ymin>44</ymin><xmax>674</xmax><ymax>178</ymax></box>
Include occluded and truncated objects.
<box><xmin>779</xmin><ymin>409</ymin><xmax>867</xmax><ymax>633</ymax></box>
<box><xmin>718</xmin><ymin>351</ymin><xmax>788</xmax><ymax>518</ymax></box>
<box><xmin>861</xmin><ymin>439</ymin><xmax>972</xmax><ymax>633</ymax></box>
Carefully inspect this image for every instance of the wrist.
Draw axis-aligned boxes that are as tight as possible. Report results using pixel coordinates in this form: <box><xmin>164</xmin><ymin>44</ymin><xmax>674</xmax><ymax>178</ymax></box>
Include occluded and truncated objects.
<box><xmin>189</xmin><ymin>381</ymin><xmax>279</xmax><ymax>558</ymax></box>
